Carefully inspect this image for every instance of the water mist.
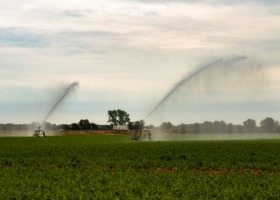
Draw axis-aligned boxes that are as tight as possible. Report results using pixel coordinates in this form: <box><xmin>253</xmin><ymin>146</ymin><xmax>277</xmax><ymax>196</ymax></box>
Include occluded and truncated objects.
<box><xmin>146</xmin><ymin>56</ymin><xmax>247</xmax><ymax>119</ymax></box>
<box><xmin>145</xmin><ymin>56</ymin><xmax>276</xmax><ymax>141</ymax></box>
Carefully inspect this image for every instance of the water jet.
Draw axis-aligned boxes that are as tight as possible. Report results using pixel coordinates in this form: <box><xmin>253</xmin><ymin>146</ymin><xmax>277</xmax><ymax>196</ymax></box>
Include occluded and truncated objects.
<box><xmin>146</xmin><ymin>56</ymin><xmax>248</xmax><ymax>119</ymax></box>
<box><xmin>44</xmin><ymin>81</ymin><xmax>79</xmax><ymax>122</ymax></box>
<box><xmin>32</xmin><ymin>81</ymin><xmax>79</xmax><ymax>137</ymax></box>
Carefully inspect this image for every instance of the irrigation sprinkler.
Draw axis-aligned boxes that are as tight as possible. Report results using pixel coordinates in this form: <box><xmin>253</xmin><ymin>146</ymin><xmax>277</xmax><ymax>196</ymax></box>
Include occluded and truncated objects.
<box><xmin>131</xmin><ymin>129</ymin><xmax>152</xmax><ymax>141</ymax></box>
<box><xmin>31</xmin><ymin>81</ymin><xmax>79</xmax><ymax>138</ymax></box>
<box><xmin>33</xmin><ymin>126</ymin><xmax>46</xmax><ymax>137</ymax></box>
<box><xmin>112</xmin><ymin>125</ymin><xmax>152</xmax><ymax>141</ymax></box>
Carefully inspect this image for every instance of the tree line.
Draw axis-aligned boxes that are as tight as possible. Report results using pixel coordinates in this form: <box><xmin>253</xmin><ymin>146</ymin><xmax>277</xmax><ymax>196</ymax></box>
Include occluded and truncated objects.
<box><xmin>0</xmin><ymin>120</ymin><xmax>105</xmax><ymax>131</ymax></box>
<box><xmin>0</xmin><ymin>108</ymin><xmax>142</xmax><ymax>131</ymax></box>
<box><xmin>157</xmin><ymin>117</ymin><xmax>280</xmax><ymax>134</ymax></box>
<box><xmin>1</xmin><ymin>108</ymin><xmax>280</xmax><ymax>134</ymax></box>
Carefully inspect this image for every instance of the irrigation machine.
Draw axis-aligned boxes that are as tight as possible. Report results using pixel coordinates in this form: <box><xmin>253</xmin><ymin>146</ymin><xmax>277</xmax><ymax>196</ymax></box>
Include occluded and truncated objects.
<box><xmin>33</xmin><ymin>126</ymin><xmax>46</xmax><ymax>137</ymax></box>
<box><xmin>131</xmin><ymin>129</ymin><xmax>152</xmax><ymax>141</ymax></box>
<box><xmin>112</xmin><ymin>125</ymin><xmax>152</xmax><ymax>141</ymax></box>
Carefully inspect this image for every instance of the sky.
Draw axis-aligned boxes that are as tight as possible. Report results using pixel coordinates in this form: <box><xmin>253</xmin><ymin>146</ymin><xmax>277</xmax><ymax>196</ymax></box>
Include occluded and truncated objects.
<box><xmin>0</xmin><ymin>0</ymin><xmax>280</xmax><ymax>126</ymax></box>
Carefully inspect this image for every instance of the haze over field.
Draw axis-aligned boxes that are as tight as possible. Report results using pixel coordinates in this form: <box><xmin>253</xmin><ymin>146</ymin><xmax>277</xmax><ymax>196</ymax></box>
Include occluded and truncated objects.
<box><xmin>0</xmin><ymin>0</ymin><xmax>280</xmax><ymax>125</ymax></box>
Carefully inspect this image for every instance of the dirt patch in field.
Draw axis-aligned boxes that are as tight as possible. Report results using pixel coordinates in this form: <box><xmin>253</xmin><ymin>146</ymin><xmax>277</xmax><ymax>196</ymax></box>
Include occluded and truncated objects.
<box><xmin>2</xmin><ymin>163</ymin><xmax>280</xmax><ymax>175</ymax></box>
<box><xmin>153</xmin><ymin>167</ymin><xmax>280</xmax><ymax>175</ymax></box>
<box><xmin>155</xmin><ymin>167</ymin><xmax>178</xmax><ymax>173</ymax></box>
<box><xmin>63</xmin><ymin>130</ymin><xmax>131</xmax><ymax>135</ymax></box>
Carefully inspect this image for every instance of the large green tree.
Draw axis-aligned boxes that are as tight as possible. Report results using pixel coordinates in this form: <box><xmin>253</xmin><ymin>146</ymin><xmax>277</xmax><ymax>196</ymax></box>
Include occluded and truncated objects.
<box><xmin>107</xmin><ymin>109</ymin><xmax>130</xmax><ymax>125</ymax></box>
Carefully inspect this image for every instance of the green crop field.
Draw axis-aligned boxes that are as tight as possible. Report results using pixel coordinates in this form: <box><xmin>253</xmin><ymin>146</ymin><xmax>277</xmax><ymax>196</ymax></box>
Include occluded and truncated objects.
<box><xmin>1</xmin><ymin>135</ymin><xmax>280</xmax><ymax>199</ymax></box>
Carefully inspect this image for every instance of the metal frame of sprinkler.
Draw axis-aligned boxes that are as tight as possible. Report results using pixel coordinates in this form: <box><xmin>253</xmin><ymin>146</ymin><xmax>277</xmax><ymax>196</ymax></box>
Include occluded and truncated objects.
<box><xmin>33</xmin><ymin>126</ymin><xmax>46</xmax><ymax>137</ymax></box>
<box><xmin>112</xmin><ymin>125</ymin><xmax>152</xmax><ymax>141</ymax></box>
<box><xmin>131</xmin><ymin>129</ymin><xmax>152</xmax><ymax>141</ymax></box>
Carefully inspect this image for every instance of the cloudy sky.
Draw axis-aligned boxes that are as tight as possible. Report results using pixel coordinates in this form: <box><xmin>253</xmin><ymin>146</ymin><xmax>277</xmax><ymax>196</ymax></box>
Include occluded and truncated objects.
<box><xmin>0</xmin><ymin>0</ymin><xmax>280</xmax><ymax>125</ymax></box>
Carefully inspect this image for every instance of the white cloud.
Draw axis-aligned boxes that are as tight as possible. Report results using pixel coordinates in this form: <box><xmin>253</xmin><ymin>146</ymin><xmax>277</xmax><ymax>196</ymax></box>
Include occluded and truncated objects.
<box><xmin>0</xmin><ymin>0</ymin><xmax>280</xmax><ymax>124</ymax></box>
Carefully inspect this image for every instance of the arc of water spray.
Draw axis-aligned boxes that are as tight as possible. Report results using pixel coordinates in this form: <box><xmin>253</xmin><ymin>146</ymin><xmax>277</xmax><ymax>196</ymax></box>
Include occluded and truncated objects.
<box><xmin>44</xmin><ymin>82</ymin><xmax>79</xmax><ymax>121</ymax></box>
<box><xmin>146</xmin><ymin>56</ymin><xmax>248</xmax><ymax>119</ymax></box>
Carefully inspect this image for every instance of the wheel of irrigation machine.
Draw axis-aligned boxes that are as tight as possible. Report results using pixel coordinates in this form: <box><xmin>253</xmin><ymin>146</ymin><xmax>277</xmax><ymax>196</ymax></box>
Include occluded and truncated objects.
<box><xmin>131</xmin><ymin>130</ymin><xmax>142</xmax><ymax>141</ymax></box>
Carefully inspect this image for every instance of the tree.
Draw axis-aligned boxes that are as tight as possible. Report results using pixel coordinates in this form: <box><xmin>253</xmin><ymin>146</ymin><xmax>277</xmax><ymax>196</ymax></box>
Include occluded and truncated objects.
<box><xmin>213</xmin><ymin>121</ymin><xmax>227</xmax><ymax>133</ymax></box>
<box><xmin>227</xmin><ymin>123</ymin><xmax>233</xmax><ymax>133</ymax></box>
<box><xmin>260</xmin><ymin>117</ymin><xmax>275</xmax><ymax>133</ymax></box>
<box><xmin>90</xmin><ymin>123</ymin><xmax>98</xmax><ymax>130</ymax></box>
<box><xmin>107</xmin><ymin>109</ymin><xmax>130</xmax><ymax>125</ymax></box>
<box><xmin>79</xmin><ymin>119</ymin><xmax>91</xmax><ymax>130</ymax></box>
<box><xmin>107</xmin><ymin>110</ymin><xmax>118</xmax><ymax>125</ymax></box>
<box><xmin>160</xmin><ymin>122</ymin><xmax>173</xmax><ymax>132</ymax></box>
<box><xmin>71</xmin><ymin>123</ymin><xmax>80</xmax><ymax>130</ymax></box>
<box><xmin>192</xmin><ymin>123</ymin><xmax>200</xmax><ymax>133</ymax></box>
<box><xmin>274</xmin><ymin>121</ymin><xmax>280</xmax><ymax>133</ymax></box>
<box><xmin>243</xmin><ymin>119</ymin><xmax>257</xmax><ymax>133</ymax></box>
<box><xmin>177</xmin><ymin>123</ymin><xmax>187</xmax><ymax>134</ymax></box>
<box><xmin>58</xmin><ymin>124</ymin><xmax>71</xmax><ymax>130</ymax></box>
<box><xmin>201</xmin><ymin>121</ymin><xmax>213</xmax><ymax>133</ymax></box>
